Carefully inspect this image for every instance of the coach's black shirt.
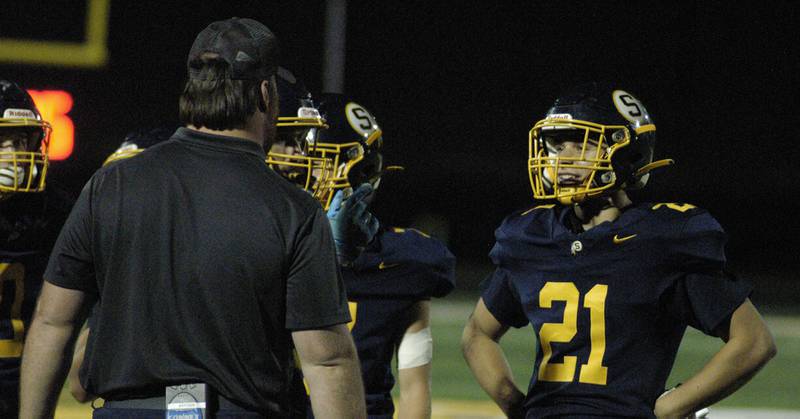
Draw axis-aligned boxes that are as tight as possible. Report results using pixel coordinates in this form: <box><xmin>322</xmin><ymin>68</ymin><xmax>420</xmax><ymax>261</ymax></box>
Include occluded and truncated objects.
<box><xmin>45</xmin><ymin>128</ymin><xmax>350</xmax><ymax>416</ymax></box>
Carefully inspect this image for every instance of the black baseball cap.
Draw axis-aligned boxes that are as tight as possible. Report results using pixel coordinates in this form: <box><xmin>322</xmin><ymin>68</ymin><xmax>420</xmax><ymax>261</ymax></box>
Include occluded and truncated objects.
<box><xmin>187</xmin><ymin>17</ymin><xmax>279</xmax><ymax>81</ymax></box>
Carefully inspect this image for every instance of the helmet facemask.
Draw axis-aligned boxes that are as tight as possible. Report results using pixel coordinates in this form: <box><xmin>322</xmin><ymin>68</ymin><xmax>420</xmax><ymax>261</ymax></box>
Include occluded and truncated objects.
<box><xmin>0</xmin><ymin>122</ymin><xmax>51</xmax><ymax>196</ymax></box>
<box><xmin>311</xmin><ymin>130</ymin><xmax>385</xmax><ymax>210</ymax></box>
<box><xmin>529</xmin><ymin>118</ymin><xmax>631</xmax><ymax>205</ymax></box>
<box><xmin>267</xmin><ymin>104</ymin><xmax>336</xmax><ymax>202</ymax></box>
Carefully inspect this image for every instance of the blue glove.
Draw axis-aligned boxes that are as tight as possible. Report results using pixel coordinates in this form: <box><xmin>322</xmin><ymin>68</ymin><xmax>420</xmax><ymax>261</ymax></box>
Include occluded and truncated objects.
<box><xmin>327</xmin><ymin>183</ymin><xmax>380</xmax><ymax>264</ymax></box>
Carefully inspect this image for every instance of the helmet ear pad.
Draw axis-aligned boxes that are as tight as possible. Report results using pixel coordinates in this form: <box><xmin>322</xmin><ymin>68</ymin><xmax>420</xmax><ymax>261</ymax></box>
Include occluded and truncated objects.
<box><xmin>610</xmin><ymin>130</ymin><xmax>655</xmax><ymax>190</ymax></box>
<box><xmin>346</xmin><ymin>148</ymin><xmax>383</xmax><ymax>190</ymax></box>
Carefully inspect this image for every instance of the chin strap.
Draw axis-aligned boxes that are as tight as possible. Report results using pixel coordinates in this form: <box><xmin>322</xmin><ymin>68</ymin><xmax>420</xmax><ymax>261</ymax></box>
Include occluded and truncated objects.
<box><xmin>635</xmin><ymin>158</ymin><xmax>674</xmax><ymax>177</ymax></box>
<box><xmin>554</xmin><ymin>158</ymin><xmax>675</xmax><ymax>205</ymax></box>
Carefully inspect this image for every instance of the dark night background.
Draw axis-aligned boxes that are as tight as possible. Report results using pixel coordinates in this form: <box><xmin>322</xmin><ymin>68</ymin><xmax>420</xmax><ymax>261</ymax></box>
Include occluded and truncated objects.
<box><xmin>2</xmin><ymin>1</ymin><xmax>798</xmax><ymax>310</ymax></box>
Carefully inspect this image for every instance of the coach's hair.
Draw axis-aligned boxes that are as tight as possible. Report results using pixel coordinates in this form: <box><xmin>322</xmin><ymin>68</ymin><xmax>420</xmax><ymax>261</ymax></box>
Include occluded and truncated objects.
<box><xmin>178</xmin><ymin>57</ymin><xmax>275</xmax><ymax>131</ymax></box>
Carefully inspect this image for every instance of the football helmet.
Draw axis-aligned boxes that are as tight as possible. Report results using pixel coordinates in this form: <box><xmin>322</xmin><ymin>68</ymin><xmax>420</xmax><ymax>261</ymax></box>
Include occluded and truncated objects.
<box><xmin>103</xmin><ymin>127</ymin><xmax>174</xmax><ymax>166</ymax></box>
<box><xmin>266</xmin><ymin>67</ymin><xmax>334</xmax><ymax>201</ymax></box>
<box><xmin>313</xmin><ymin>93</ymin><xmax>388</xmax><ymax>209</ymax></box>
<box><xmin>0</xmin><ymin>80</ymin><xmax>51</xmax><ymax>195</ymax></box>
<box><xmin>528</xmin><ymin>82</ymin><xmax>673</xmax><ymax>204</ymax></box>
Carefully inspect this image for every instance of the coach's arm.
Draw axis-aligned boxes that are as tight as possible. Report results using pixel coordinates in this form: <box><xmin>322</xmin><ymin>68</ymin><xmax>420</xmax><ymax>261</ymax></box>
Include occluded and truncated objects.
<box><xmin>462</xmin><ymin>298</ymin><xmax>525</xmax><ymax>419</ymax></box>
<box><xmin>293</xmin><ymin>324</ymin><xmax>366</xmax><ymax>419</ymax></box>
<box><xmin>20</xmin><ymin>281</ymin><xmax>87</xmax><ymax>419</ymax></box>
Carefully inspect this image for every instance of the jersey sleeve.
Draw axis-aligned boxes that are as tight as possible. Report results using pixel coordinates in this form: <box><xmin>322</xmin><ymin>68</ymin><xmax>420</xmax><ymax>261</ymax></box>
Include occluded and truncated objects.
<box><xmin>397</xmin><ymin>230</ymin><xmax>456</xmax><ymax>298</ymax></box>
<box><xmin>659</xmin><ymin>207</ymin><xmax>751</xmax><ymax>335</ymax></box>
<box><xmin>663</xmin><ymin>271</ymin><xmax>753</xmax><ymax>336</ymax></box>
<box><xmin>285</xmin><ymin>206</ymin><xmax>351</xmax><ymax>330</ymax></box>
<box><xmin>44</xmin><ymin>179</ymin><xmax>97</xmax><ymax>292</ymax></box>
<box><xmin>480</xmin><ymin>268</ymin><xmax>528</xmax><ymax>328</ymax></box>
<box><xmin>671</xmin><ymin>208</ymin><xmax>728</xmax><ymax>273</ymax></box>
<box><xmin>488</xmin><ymin>209</ymin><xmax>540</xmax><ymax>267</ymax></box>
<box><xmin>344</xmin><ymin>229</ymin><xmax>456</xmax><ymax>299</ymax></box>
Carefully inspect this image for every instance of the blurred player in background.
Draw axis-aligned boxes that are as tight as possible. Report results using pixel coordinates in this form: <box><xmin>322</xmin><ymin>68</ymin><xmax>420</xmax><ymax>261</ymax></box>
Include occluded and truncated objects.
<box><xmin>308</xmin><ymin>93</ymin><xmax>456</xmax><ymax>419</ymax></box>
<box><xmin>101</xmin><ymin>127</ymin><xmax>175</xmax><ymax>167</ymax></box>
<box><xmin>461</xmin><ymin>82</ymin><xmax>776</xmax><ymax>418</ymax></box>
<box><xmin>0</xmin><ymin>79</ymin><xmax>73</xmax><ymax>417</ymax></box>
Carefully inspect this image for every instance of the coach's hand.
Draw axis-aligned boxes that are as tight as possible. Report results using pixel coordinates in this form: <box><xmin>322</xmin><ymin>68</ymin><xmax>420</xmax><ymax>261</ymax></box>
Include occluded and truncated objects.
<box><xmin>327</xmin><ymin>183</ymin><xmax>379</xmax><ymax>264</ymax></box>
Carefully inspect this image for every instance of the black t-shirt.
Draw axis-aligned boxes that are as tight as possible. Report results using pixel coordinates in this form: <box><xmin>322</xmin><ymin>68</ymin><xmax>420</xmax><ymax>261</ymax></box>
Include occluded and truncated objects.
<box><xmin>44</xmin><ymin>128</ymin><xmax>350</xmax><ymax>416</ymax></box>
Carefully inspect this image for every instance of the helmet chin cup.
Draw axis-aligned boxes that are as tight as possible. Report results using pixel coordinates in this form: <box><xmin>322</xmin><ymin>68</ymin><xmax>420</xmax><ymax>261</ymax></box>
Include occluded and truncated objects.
<box><xmin>557</xmin><ymin>187</ymin><xmax>603</xmax><ymax>205</ymax></box>
<box><xmin>558</xmin><ymin>187</ymin><xmax>585</xmax><ymax>205</ymax></box>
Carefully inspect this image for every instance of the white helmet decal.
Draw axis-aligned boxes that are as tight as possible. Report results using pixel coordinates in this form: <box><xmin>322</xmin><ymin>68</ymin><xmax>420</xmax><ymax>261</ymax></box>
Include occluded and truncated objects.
<box><xmin>345</xmin><ymin>102</ymin><xmax>379</xmax><ymax>138</ymax></box>
<box><xmin>3</xmin><ymin>108</ymin><xmax>37</xmax><ymax>119</ymax></box>
<box><xmin>612</xmin><ymin>90</ymin><xmax>648</xmax><ymax>125</ymax></box>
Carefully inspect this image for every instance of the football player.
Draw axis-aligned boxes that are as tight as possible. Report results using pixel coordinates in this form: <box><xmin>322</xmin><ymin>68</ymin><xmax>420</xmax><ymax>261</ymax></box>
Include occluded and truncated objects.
<box><xmin>461</xmin><ymin>83</ymin><xmax>776</xmax><ymax>418</ymax></box>
<box><xmin>0</xmin><ymin>79</ymin><xmax>72</xmax><ymax>417</ymax></box>
<box><xmin>307</xmin><ymin>93</ymin><xmax>456</xmax><ymax>419</ymax></box>
<box><xmin>267</xmin><ymin>68</ymin><xmax>378</xmax><ymax>265</ymax></box>
<box><xmin>101</xmin><ymin>127</ymin><xmax>175</xmax><ymax>166</ymax></box>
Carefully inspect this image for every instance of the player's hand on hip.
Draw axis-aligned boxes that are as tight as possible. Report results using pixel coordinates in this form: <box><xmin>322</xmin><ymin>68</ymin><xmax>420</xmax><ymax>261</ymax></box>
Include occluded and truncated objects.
<box><xmin>655</xmin><ymin>387</ymin><xmax>710</xmax><ymax>419</ymax></box>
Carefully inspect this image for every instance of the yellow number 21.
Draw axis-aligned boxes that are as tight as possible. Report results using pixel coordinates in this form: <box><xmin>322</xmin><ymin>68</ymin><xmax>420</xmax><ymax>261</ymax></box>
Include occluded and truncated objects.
<box><xmin>538</xmin><ymin>281</ymin><xmax>608</xmax><ymax>385</ymax></box>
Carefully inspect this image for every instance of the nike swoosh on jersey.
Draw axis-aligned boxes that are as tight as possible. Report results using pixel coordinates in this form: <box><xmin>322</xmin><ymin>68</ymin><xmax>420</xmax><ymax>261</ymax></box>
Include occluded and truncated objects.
<box><xmin>613</xmin><ymin>234</ymin><xmax>637</xmax><ymax>244</ymax></box>
<box><xmin>378</xmin><ymin>261</ymin><xmax>400</xmax><ymax>270</ymax></box>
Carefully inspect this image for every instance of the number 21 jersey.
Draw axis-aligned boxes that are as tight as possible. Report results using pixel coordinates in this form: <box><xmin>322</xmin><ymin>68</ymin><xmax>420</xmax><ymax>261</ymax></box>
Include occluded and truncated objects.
<box><xmin>482</xmin><ymin>203</ymin><xmax>752</xmax><ymax>418</ymax></box>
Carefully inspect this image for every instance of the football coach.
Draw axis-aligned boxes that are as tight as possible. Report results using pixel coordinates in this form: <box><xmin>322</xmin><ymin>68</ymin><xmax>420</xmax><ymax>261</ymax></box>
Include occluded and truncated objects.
<box><xmin>19</xmin><ymin>17</ymin><xmax>365</xmax><ymax>419</ymax></box>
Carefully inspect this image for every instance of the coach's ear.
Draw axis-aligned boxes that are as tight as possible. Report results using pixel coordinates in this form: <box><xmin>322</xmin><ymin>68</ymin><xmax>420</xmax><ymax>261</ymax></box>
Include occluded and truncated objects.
<box><xmin>258</xmin><ymin>80</ymin><xmax>269</xmax><ymax>113</ymax></box>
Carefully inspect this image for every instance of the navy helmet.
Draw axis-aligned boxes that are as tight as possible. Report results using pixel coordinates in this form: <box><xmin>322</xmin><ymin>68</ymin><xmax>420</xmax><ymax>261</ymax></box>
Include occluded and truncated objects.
<box><xmin>102</xmin><ymin>127</ymin><xmax>174</xmax><ymax>166</ymax></box>
<box><xmin>529</xmin><ymin>82</ymin><xmax>672</xmax><ymax>204</ymax></box>
<box><xmin>0</xmin><ymin>80</ymin><xmax>51</xmax><ymax>194</ymax></box>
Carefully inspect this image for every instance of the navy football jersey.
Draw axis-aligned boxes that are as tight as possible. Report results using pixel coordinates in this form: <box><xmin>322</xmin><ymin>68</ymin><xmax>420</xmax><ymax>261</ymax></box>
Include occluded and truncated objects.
<box><xmin>0</xmin><ymin>186</ymin><xmax>73</xmax><ymax>412</ymax></box>
<box><xmin>324</xmin><ymin>227</ymin><xmax>455</xmax><ymax>418</ymax></box>
<box><xmin>482</xmin><ymin>202</ymin><xmax>751</xmax><ymax>419</ymax></box>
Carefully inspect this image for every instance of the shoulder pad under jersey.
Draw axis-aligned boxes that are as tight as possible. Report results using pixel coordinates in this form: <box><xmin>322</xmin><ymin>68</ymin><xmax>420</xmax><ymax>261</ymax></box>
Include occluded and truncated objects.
<box><xmin>490</xmin><ymin>204</ymin><xmax>561</xmax><ymax>266</ymax></box>
<box><xmin>346</xmin><ymin>227</ymin><xmax>456</xmax><ymax>298</ymax></box>
<box><xmin>650</xmin><ymin>202</ymin><xmax>727</xmax><ymax>272</ymax></box>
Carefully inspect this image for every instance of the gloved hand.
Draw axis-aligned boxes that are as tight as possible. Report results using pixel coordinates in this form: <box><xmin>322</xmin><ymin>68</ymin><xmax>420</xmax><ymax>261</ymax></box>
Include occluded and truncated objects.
<box><xmin>327</xmin><ymin>183</ymin><xmax>380</xmax><ymax>265</ymax></box>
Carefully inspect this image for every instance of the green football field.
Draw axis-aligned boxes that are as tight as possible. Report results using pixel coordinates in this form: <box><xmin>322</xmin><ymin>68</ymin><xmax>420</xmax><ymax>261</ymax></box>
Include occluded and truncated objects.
<box><xmin>53</xmin><ymin>297</ymin><xmax>800</xmax><ymax>418</ymax></box>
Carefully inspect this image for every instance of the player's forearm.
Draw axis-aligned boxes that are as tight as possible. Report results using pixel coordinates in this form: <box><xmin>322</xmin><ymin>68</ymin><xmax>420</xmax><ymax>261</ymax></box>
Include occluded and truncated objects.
<box><xmin>398</xmin><ymin>388</ymin><xmax>431</xmax><ymax>419</ymax></box>
<box><xmin>398</xmin><ymin>364</ymin><xmax>432</xmax><ymax>419</ymax></box>
<box><xmin>462</xmin><ymin>332</ymin><xmax>524</xmax><ymax>417</ymax></box>
<box><xmin>303</xmin><ymin>358</ymin><xmax>367</xmax><ymax>419</ymax></box>
<box><xmin>20</xmin><ymin>317</ymin><xmax>76</xmax><ymax>418</ymax></box>
<box><xmin>655</xmin><ymin>332</ymin><xmax>776</xmax><ymax>417</ymax></box>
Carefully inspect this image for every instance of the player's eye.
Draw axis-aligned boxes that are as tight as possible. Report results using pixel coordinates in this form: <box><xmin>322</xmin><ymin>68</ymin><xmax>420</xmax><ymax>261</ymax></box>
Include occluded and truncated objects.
<box><xmin>0</xmin><ymin>133</ymin><xmax>29</xmax><ymax>150</ymax></box>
